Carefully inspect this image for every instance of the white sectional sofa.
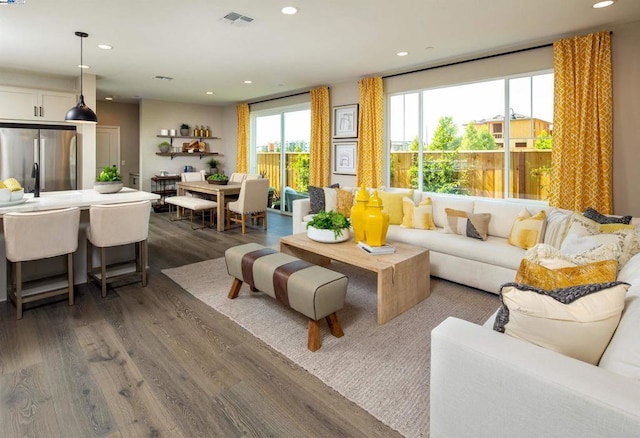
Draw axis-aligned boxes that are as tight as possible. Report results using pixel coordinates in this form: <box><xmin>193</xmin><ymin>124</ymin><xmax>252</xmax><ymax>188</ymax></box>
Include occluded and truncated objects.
<box><xmin>293</xmin><ymin>189</ymin><xmax>549</xmax><ymax>294</ymax></box>
<box><xmin>294</xmin><ymin>189</ymin><xmax>640</xmax><ymax>437</ymax></box>
<box><xmin>430</xmin><ymin>251</ymin><xmax>640</xmax><ymax>437</ymax></box>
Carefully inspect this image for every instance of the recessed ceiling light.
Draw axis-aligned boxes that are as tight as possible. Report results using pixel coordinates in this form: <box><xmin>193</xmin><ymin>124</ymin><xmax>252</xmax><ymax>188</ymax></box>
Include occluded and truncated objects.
<box><xmin>98</xmin><ymin>44</ymin><xmax>113</xmax><ymax>50</ymax></box>
<box><xmin>397</xmin><ymin>51</ymin><xmax>409</xmax><ymax>57</ymax></box>
<box><xmin>593</xmin><ymin>0</ymin><xmax>615</xmax><ymax>8</ymax></box>
<box><xmin>282</xmin><ymin>6</ymin><xmax>298</xmax><ymax>15</ymax></box>
<box><xmin>205</xmin><ymin>91</ymin><xmax>213</xmax><ymax>95</ymax></box>
<box><xmin>78</xmin><ymin>64</ymin><xmax>89</xmax><ymax>69</ymax></box>
<box><xmin>244</xmin><ymin>80</ymin><xmax>252</xmax><ymax>84</ymax></box>
<box><xmin>105</xmin><ymin>97</ymin><xmax>113</xmax><ymax>101</ymax></box>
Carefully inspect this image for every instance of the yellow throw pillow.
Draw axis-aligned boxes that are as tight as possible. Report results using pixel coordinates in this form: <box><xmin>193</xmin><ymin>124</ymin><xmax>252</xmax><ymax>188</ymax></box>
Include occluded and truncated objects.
<box><xmin>515</xmin><ymin>258</ymin><xmax>618</xmax><ymax>290</ymax></box>
<box><xmin>401</xmin><ymin>197</ymin><xmax>435</xmax><ymax>230</ymax></box>
<box><xmin>377</xmin><ymin>190</ymin><xmax>413</xmax><ymax>225</ymax></box>
<box><xmin>336</xmin><ymin>189</ymin><xmax>354</xmax><ymax>217</ymax></box>
<box><xmin>494</xmin><ymin>282</ymin><xmax>629</xmax><ymax>365</ymax></box>
<box><xmin>599</xmin><ymin>223</ymin><xmax>635</xmax><ymax>233</ymax></box>
<box><xmin>444</xmin><ymin>208</ymin><xmax>490</xmax><ymax>241</ymax></box>
<box><xmin>508</xmin><ymin>209</ymin><xmax>546</xmax><ymax>249</ymax></box>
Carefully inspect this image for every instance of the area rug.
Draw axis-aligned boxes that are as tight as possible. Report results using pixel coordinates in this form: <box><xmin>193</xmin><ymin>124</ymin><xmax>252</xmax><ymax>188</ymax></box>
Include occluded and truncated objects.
<box><xmin>162</xmin><ymin>258</ymin><xmax>500</xmax><ymax>437</ymax></box>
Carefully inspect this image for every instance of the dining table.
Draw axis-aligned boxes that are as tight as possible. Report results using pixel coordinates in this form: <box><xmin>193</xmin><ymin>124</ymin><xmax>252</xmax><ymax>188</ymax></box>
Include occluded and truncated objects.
<box><xmin>176</xmin><ymin>181</ymin><xmax>242</xmax><ymax>231</ymax></box>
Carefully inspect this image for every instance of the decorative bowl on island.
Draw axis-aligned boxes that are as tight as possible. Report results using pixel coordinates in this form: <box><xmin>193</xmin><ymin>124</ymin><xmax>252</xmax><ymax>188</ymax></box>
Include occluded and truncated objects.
<box><xmin>93</xmin><ymin>181</ymin><xmax>124</xmax><ymax>194</ymax></box>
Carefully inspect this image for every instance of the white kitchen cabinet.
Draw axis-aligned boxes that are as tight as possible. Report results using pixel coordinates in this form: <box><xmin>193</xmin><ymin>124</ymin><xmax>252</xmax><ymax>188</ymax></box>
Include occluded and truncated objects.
<box><xmin>0</xmin><ymin>86</ymin><xmax>76</xmax><ymax>122</ymax></box>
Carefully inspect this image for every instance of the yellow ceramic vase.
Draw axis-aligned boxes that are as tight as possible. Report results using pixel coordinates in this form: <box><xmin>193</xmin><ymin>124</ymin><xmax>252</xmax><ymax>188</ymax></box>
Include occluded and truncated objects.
<box><xmin>350</xmin><ymin>185</ymin><xmax>370</xmax><ymax>243</ymax></box>
<box><xmin>364</xmin><ymin>190</ymin><xmax>389</xmax><ymax>246</ymax></box>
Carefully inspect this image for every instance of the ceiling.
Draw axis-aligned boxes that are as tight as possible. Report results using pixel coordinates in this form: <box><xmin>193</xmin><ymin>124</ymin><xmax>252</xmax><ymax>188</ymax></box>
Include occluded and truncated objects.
<box><xmin>1</xmin><ymin>0</ymin><xmax>639</xmax><ymax>106</ymax></box>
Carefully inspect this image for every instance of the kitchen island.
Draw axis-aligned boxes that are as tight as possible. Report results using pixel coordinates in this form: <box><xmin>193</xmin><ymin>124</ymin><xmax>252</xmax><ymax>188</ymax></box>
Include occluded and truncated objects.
<box><xmin>0</xmin><ymin>188</ymin><xmax>160</xmax><ymax>302</ymax></box>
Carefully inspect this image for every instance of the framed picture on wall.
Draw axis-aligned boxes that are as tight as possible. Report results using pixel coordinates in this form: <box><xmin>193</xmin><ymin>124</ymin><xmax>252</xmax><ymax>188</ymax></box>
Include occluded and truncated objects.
<box><xmin>334</xmin><ymin>142</ymin><xmax>357</xmax><ymax>175</ymax></box>
<box><xmin>333</xmin><ymin>104</ymin><xmax>359</xmax><ymax>138</ymax></box>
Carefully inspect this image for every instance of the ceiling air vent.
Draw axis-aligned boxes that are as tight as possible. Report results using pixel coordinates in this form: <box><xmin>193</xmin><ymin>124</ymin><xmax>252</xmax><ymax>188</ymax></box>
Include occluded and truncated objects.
<box><xmin>220</xmin><ymin>12</ymin><xmax>254</xmax><ymax>26</ymax></box>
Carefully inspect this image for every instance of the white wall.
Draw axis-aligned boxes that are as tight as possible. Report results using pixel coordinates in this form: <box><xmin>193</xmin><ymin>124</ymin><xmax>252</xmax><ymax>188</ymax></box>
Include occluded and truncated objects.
<box><xmin>139</xmin><ymin>100</ymin><xmax>225</xmax><ymax>192</ymax></box>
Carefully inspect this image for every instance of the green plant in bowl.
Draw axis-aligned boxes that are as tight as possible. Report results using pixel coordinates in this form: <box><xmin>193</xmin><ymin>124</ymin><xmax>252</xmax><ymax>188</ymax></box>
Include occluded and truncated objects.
<box><xmin>306</xmin><ymin>210</ymin><xmax>351</xmax><ymax>239</ymax></box>
<box><xmin>207</xmin><ymin>172</ymin><xmax>228</xmax><ymax>181</ymax></box>
<box><xmin>96</xmin><ymin>165</ymin><xmax>122</xmax><ymax>182</ymax></box>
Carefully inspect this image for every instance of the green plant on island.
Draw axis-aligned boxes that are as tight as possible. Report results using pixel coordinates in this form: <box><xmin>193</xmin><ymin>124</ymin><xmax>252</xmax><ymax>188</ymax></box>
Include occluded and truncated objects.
<box><xmin>96</xmin><ymin>165</ymin><xmax>122</xmax><ymax>182</ymax></box>
<box><xmin>207</xmin><ymin>172</ymin><xmax>228</xmax><ymax>182</ymax></box>
<box><xmin>306</xmin><ymin>210</ymin><xmax>351</xmax><ymax>239</ymax></box>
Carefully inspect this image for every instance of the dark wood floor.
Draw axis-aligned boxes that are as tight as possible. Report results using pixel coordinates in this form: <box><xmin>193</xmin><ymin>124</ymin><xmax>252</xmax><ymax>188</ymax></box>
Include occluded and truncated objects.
<box><xmin>0</xmin><ymin>210</ymin><xmax>402</xmax><ymax>438</ymax></box>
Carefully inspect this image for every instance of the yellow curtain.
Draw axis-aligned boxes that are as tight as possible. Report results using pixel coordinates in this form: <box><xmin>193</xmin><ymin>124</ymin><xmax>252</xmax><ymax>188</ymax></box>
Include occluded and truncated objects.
<box><xmin>236</xmin><ymin>103</ymin><xmax>249</xmax><ymax>173</ymax></box>
<box><xmin>357</xmin><ymin>77</ymin><xmax>384</xmax><ymax>188</ymax></box>
<box><xmin>549</xmin><ymin>31</ymin><xmax>613</xmax><ymax>213</ymax></box>
<box><xmin>309</xmin><ymin>87</ymin><xmax>331</xmax><ymax>187</ymax></box>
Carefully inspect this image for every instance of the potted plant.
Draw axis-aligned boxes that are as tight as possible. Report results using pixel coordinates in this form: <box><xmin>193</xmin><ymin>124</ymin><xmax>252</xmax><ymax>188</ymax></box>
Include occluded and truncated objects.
<box><xmin>206</xmin><ymin>172</ymin><xmax>229</xmax><ymax>185</ymax></box>
<box><xmin>206</xmin><ymin>157</ymin><xmax>219</xmax><ymax>174</ymax></box>
<box><xmin>180</xmin><ymin>123</ymin><xmax>190</xmax><ymax>136</ymax></box>
<box><xmin>94</xmin><ymin>165</ymin><xmax>124</xmax><ymax>194</ymax></box>
<box><xmin>306</xmin><ymin>210</ymin><xmax>351</xmax><ymax>243</ymax></box>
<box><xmin>158</xmin><ymin>141</ymin><xmax>171</xmax><ymax>153</ymax></box>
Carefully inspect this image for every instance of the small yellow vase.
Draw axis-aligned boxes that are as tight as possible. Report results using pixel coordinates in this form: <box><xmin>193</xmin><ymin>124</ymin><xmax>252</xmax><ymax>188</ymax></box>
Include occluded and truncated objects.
<box><xmin>350</xmin><ymin>185</ymin><xmax>370</xmax><ymax>243</ymax></box>
<box><xmin>364</xmin><ymin>190</ymin><xmax>389</xmax><ymax>246</ymax></box>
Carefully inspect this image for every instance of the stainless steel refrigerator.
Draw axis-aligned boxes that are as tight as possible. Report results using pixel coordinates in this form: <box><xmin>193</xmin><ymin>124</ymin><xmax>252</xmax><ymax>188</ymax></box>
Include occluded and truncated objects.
<box><xmin>0</xmin><ymin>123</ymin><xmax>77</xmax><ymax>193</ymax></box>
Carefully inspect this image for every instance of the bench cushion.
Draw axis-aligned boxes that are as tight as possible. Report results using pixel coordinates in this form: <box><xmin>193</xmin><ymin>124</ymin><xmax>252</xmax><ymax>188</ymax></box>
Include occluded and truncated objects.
<box><xmin>165</xmin><ymin>196</ymin><xmax>217</xmax><ymax>210</ymax></box>
<box><xmin>225</xmin><ymin>243</ymin><xmax>348</xmax><ymax>320</ymax></box>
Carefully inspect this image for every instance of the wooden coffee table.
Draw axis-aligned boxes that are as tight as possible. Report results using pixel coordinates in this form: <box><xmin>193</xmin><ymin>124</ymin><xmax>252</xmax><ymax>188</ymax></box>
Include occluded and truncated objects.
<box><xmin>280</xmin><ymin>233</ymin><xmax>430</xmax><ymax>324</ymax></box>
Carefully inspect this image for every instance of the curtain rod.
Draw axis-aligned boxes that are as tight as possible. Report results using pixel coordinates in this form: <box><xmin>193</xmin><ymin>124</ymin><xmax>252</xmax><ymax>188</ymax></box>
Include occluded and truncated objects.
<box><xmin>249</xmin><ymin>90</ymin><xmax>310</xmax><ymax>106</ymax></box>
<box><xmin>382</xmin><ymin>42</ymin><xmax>554</xmax><ymax>80</ymax></box>
<box><xmin>384</xmin><ymin>31</ymin><xmax>613</xmax><ymax>80</ymax></box>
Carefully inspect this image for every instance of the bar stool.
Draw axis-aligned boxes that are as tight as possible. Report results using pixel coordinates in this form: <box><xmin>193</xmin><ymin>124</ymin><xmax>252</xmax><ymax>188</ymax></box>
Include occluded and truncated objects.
<box><xmin>86</xmin><ymin>200</ymin><xmax>151</xmax><ymax>297</ymax></box>
<box><xmin>3</xmin><ymin>207</ymin><xmax>81</xmax><ymax>319</ymax></box>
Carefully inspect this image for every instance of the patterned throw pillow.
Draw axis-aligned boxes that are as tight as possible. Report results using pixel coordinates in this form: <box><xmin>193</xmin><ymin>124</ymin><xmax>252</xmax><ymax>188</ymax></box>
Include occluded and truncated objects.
<box><xmin>515</xmin><ymin>258</ymin><xmax>617</xmax><ymax>290</ymax></box>
<box><xmin>443</xmin><ymin>208</ymin><xmax>491</xmax><ymax>241</ymax></box>
<box><xmin>308</xmin><ymin>184</ymin><xmax>339</xmax><ymax>214</ymax></box>
<box><xmin>561</xmin><ymin>213</ymin><xmax>640</xmax><ymax>270</ymax></box>
<box><xmin>584</xmin><ymin>207</ymin><xmax>632</xmax><ymax>225</ymax></box>
<box><xmin>543</xmin><ymin>208</ymin><xmax>572</xmax><ymax>249</ymax></box>
<box><xmin>336</xmin><ymin>189</ymin><xmax>354</xmax><ymax>217</ymax></box>
<box><xmin>508</xmin><ymin>209</ymin><xmax>546</xmax><ymax>249</ymax></box>
<box><xmin>401</xmin><ymin>197</ymin><xmax>435</xmax><ymax>230</ymax></box>
<box><xmin>493</xmin><ymin>281</ymin><xmax>629</xmax><ymax>365</ymax></box>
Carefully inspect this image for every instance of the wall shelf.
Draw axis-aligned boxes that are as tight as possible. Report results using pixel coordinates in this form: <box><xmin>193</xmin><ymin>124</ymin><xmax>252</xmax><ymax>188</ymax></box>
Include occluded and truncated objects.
<box><xmin>157</xmin><ymin>134</ymin><xmax>221</xmax><ymax>141</ymax></box>
<box><xmin>156</xmin><ymin>152</ymin><xmax>221</xmax><ymax>160</ymax></box>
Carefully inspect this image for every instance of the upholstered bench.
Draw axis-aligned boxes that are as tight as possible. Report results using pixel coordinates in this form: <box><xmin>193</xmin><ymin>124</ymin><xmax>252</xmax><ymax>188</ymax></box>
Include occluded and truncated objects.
<box><xmin>165</xmin><ymin>196</ymin><xmax>218</xmax><ymax>230</ymax></box>
<box><xmin>225</xmin><ymin>243</ymin><xmax>348</xmax><ymax>351</ymax></box>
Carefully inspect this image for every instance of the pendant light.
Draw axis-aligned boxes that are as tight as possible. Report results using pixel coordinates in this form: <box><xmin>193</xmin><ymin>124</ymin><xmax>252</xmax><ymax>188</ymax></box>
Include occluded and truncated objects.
<box><xmin>65</xmin><ymin>31</ymin><xmax>98</xmax><ymax>124</ymax></box>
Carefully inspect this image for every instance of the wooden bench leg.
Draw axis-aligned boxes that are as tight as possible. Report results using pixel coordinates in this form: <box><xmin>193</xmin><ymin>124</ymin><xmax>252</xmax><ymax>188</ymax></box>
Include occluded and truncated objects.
<box><xmin>326</xmin><ymin>313</ymin><xmax>344</xmax><ymax>338</ymax></box>
<box><xmin>308</xmin><ymin>319</ymin><xmax>321</xmax><ymax>352</ymax></box>
<box><xmin>228</xmin><ymin>278</ymin><xmax>243</xmax><ymax>299</ymax></box>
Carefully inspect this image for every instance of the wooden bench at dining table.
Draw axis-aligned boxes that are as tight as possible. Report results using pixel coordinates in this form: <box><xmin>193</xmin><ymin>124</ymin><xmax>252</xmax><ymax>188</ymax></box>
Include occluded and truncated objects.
<box><xmin>176</xmin><ymin>181</ymin><xmax>242</xmax><ymax>231</ymax></box>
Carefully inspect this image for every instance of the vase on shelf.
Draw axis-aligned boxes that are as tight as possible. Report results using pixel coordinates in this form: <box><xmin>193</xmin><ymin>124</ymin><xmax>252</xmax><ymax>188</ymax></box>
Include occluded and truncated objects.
<box><xmin>180</xmin><ymin>128</ymin><xmax>189</xmax><ymax>136</ymax></box>
<box><xmin>363</xmin><ymin>190</ymin><xmax>389</xmax><ymax>246</ymax></box>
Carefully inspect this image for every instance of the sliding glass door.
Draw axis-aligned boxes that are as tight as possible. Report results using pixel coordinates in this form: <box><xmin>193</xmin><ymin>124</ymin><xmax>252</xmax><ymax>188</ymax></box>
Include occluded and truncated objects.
<box><xmin>251</xmin><ymin>104</ymin><xmax>310</xmax><ymax>212</ymax></box>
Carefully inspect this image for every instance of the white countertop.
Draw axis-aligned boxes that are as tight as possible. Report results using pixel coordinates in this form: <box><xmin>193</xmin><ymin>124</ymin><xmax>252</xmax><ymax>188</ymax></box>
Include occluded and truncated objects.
<box><xmin>0</xmin><ymin>187</ymin><xmax>160</xmax><ymax>216</ymax></box>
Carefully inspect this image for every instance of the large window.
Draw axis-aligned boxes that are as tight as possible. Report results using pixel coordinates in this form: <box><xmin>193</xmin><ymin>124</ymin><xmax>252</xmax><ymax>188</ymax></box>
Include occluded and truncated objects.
<box><xmin>388</xmin><ymin>71</ymin><xmax>553</xmax><ymax>201</ymax></box>
<box><xmin>251</xmin><ymin>104</ymin><xmax>310</xmax><ymax>212</ymax></box>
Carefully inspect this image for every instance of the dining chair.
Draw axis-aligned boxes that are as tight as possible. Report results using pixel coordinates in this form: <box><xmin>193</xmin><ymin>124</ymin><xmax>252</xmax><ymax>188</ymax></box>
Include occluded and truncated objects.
<box><xmin>226</xmin><ymin>179</ymin><xmax>269</xmax><ymax>234</ymax></box>
<box><xmin>229</xmin><ymin>172</ymin><xmax>247</xmax><ymax>184</ymax></box>
<box><xmin>3</xmin><ymin>207</ymin><xmax>81</xmax><ymax>319</ymax></box>
<box><xmin>246</xmin><ymin>174</ymin><xmax>262</xmax><ymax>180</ymax></box>
<box><xmin>86</xmin><ymin>200</ymin><xmax>151</xmax><ymax>297</ymax></box>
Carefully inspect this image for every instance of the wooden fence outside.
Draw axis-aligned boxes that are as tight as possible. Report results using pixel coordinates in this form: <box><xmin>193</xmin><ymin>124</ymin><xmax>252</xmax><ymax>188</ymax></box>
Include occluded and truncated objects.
<box><xmin>390</xmin><ymin>149</ymin><xmax>551</xmax><ymax>200</ymax></box>
<box><xmin>257</xmin><ymin>149</ymin><xmax>552</xmax><ymax>201</ymax></box>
